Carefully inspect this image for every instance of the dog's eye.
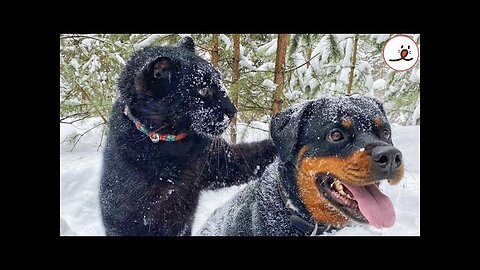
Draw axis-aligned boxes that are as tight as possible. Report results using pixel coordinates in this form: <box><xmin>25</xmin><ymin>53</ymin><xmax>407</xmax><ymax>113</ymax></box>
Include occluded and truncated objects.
<box><xmin>327</xmin><ymin>130</ymin><xmax>345</xmax><ymax>142</ymax></box>
<box><xmin>382</xmin><ymin>129</ymin><xmax>391</xmax><ymax>140</ymax></box>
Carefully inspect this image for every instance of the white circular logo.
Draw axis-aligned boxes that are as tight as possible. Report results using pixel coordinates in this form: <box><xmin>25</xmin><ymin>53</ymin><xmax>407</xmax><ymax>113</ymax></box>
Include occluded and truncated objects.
<box><xmin>382</xmin><ymin>35</ymin><xmax>419</xmax><ymax>71</ymax></box>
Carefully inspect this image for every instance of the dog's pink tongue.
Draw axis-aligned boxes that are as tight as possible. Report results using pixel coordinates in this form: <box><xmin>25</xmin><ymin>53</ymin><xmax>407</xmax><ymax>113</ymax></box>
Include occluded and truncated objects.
<box><xmin>343</xmin><ymin>183</ymin><xmax>395</xmax><ymax>229</ymax></box>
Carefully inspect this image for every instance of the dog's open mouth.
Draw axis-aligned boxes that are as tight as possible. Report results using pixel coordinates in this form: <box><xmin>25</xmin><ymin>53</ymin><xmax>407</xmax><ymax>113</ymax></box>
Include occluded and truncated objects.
<box><xmin>318</xmin><ymin>174</ymin><xmax>395</xmax><ymax>229</ymax></box>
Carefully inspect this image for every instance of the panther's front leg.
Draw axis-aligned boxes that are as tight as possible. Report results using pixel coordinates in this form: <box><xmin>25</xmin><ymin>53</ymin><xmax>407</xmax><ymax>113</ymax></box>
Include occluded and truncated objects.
<box><xmin>203</xmin><ymin>138</ymin><xmax>277</xmax><ymax>189</ymax></box>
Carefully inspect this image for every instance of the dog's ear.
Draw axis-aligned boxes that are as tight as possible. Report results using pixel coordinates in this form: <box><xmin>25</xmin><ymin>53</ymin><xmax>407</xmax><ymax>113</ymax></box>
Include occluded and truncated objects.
<box><xmin>177</xmin><ymin>36</ymin><xmax>195</xmax><ymax>53</ymax></box>
<box><xmin>134</xmin><ymin>57</ymin><xmax>174</xmax><ymax>96</ymax></box>
<box><xmin>270</xmin><ymin>101</ymin><xmax>314</xmax><ymax>163</ymax></box>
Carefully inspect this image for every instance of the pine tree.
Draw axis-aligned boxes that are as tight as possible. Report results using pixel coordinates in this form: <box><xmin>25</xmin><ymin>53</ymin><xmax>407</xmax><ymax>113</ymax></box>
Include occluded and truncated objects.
<box><xmin>346</xmin><ymin>34</ymin><xmax>359</xmax><ymax>95</ymax></box>
<box><xmin>60</xmin><ymin>34</ymin><xmax>420</xmax><ymax>149</ymax></box>
<box><xmin>210</xmin><ymin>34</ymin><xmax>219</xmax><ymax>68</ymax></box>
<box><xmin>271</xmin><ymin>34</ymin><xmax>290</xmax><ymax>116</ymax></box>
<box><xmin>230</xmin><ymin>34</ymin><xmax>240</xmax><ymax>144</ymax></box>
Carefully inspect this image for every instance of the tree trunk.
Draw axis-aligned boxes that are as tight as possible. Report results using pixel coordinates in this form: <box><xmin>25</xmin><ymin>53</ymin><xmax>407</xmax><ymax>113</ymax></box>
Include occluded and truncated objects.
<box><xmin>347</xmin><ymin>34</ymin><xmax>359</xmax><ymax>95</ymax></box>
<box><xmin>211</xmin><ymin>34</ymin><xmax>219</xmax><ymax>68</ymax></box>
<box><xmin>271</xmin><ymin>34</ymin><xmax>290</xmax><ymax>116</ymax></box>
<box><xmin>230</xmin><ymin>34</ymin><xmax>240</xmax><ymax>144</ymax></box>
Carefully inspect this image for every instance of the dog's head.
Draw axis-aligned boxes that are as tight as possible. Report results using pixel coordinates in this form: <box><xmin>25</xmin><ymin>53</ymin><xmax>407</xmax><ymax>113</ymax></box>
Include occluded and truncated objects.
<box><xmin>118</xmin><ymin>36</ymin><xmax>236</xmax><ymax>136</ymax></box>
<box><xmin>271</xmin><ymin>96</ymin><xmax>404</xmax><ymax>229</ymax></box>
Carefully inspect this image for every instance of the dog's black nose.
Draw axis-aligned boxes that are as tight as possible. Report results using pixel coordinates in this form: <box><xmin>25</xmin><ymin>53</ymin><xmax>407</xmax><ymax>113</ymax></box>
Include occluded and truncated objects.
<box><xmin>371</xmin><ymin>145</ymin><xmax>403</xmax><ymax>177</ymax></box>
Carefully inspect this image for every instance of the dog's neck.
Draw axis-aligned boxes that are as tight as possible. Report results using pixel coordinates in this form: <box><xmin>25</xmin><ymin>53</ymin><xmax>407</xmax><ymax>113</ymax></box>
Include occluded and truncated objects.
<box><xmin>277</xmin><ymin>164</ymin><xmax>336</xmax><ymax>236</ymax></box>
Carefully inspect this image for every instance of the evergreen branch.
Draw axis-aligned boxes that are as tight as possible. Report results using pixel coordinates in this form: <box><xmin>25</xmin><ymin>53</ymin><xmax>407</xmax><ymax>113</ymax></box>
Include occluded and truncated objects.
<box><xmin>74</xmin><ymin>81</ymin><xmax>108</xmax><ymax>124</ymax></box>
<box><xmin>60</xmin><ymin>88</ymin><xmax>77</xmax><ymax>104</ymax></box>
<box><xmin>195</xmin><ymin>44</ymin><xmax>211</xmax><ymax>52</ymax></box>
<box><xmin>288</xmin><ymin>34</ymin><xmax>301</xmax><ymax>57</ymax></box>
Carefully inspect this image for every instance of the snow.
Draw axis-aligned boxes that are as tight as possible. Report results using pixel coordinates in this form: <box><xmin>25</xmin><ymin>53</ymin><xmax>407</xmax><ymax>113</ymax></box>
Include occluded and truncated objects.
<box><xmin>262</xmin><ymin>79</ymin><xmax>276</xmax><ymax>89</ymax></box>
<box><xmin>239</xmin><ymin>59</ymin><xmax>257</xmax><ymax>71</ymax></box>
<box><xmin>265</xmin><ymin>39</ymin><xmax>278</xmax><ymax>55</ymax></box>
<box><xmin>258</xmin><ymin>39</ymin><xmax>277</xmax><ymax>54</ymax></box>
<box><xmin>370</xmin><ymin>34</ymin><xmax>390</xmax><ymax>43</ymax></box>
<box><xmin>373</xmin><ymin>79</ymin><xmax>387</xmax><ymax>90</ymax></box>
<box><xmin>411</xmin><ymin>103</ymin><xmax>420</xmax><ymax>125</ymax></box>
<box><xmin>60</xmin><ymin>119</ymin><xmax>106</xmax><ymax>235</ymax></box>
<box><xmin>219</xmin><ymin>34</ymin><xmax>231</xmax><ymax>49</ymax></box>
<box><xmin>70</xmin><ymin>58</ymin><xmax>80</xmax><ymax>71</ymax></box>
<box><xmin>60</xmin><ymin>118</ymin><xmax>419</xmax><ymax>236</ymax></box>
<box><xmin>114</xmin><ymin>53</ymin><xmax>126</xmax><ymax>66</ymax></box>
<box><xmin>310</xmin><ymin>41</ymin><xmax>323</xmax><ymax>72</ymax></box>
<box><xmin>257</xmin><ymin>62</ymin><xmax>274</xmax><ymax>71</ymax></box>
<box><xmin>409</xmin><ymin>68</ymin><xmax>420</xmax><ymax>83</ymax></box>
<box><xmin>134</xmin><ymin>34</ymin><xmax>167</xmax><ymax>50</ymax></box>
<box><xmin>342</xmin><ymin>37</ymin><xmax>353</xmax><ymax>68</ymax></box>
<box><xmin>357</xmin><ymin>61</ymin><xmax>372</xmax><ymax>74</ymax></box>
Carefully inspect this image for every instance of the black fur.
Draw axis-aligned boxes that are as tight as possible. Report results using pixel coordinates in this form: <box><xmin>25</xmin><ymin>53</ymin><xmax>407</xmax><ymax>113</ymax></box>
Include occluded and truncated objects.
<box><xmin>99</xmin><ymin>37</ymin><xmax>277</xmax><ymax>236</ymax></box>
<box><xmin>199</xmin><ymin>96</ymin><xmax>402</xmax><ymax>236</ymax></box>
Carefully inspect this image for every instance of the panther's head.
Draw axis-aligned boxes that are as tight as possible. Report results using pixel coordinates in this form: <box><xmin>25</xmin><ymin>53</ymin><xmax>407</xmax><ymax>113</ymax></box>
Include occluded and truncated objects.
<box><xmin>119</xmin><ymin>36</ymin><xmax>236</xmax><ymax>137</ymax></box>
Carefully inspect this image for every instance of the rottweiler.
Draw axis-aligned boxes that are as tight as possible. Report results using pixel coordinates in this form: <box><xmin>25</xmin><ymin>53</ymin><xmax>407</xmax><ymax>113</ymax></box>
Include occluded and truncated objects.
<box><xmin>199</xmin><ymin>96</ymin><xmax>404</xmax><ymax>236</ymax></box>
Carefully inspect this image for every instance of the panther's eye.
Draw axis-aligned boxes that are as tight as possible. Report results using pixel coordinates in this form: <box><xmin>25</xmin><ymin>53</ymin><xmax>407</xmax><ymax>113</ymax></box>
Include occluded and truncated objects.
<box><xmin>198</xmin><ymin>87</ymin><xmax>210</xmax><ymax>97</ymax></box>
<box><xmin>382</xmin><ymin>129</ymin><xmax>391</xmax><ymax>140</ymax></box>
<box><xmin>327</xmin><ymin>129</ymin><xmax>345</xmax><ymax>142</ymax></box>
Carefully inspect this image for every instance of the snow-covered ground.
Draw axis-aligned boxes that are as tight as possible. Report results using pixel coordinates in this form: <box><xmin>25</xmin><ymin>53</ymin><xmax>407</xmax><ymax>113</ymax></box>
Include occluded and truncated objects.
<box><xmin>60</xmin><ymin>119</ymin><xmax>419</xmax><ymax>236</ymax></box>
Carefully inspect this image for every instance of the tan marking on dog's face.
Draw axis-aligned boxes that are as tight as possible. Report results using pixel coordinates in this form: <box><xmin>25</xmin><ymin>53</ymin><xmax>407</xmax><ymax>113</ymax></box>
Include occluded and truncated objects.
<box><xmin>373</xmin><ymin>117</ymin><xmax>384</xmax><ymax>128</ymax></box>
<box><xmin>297</xmin><ymin>145</ymin><xmax>309</xmax><ymax>163</ymax></box>
<box><xmin>341</xmin><ymin>118</ymin><xmax>353</xmax><ymax>129</ymax></box>
<box><xmin>295</xmin><ymin>150</ymin><xmax>404</xmax><ymax>226</ymax></box>
<box><xmin>387</xmin><ymin>163</ymin><xmax>405</xmax><ymax>185</ymax></box>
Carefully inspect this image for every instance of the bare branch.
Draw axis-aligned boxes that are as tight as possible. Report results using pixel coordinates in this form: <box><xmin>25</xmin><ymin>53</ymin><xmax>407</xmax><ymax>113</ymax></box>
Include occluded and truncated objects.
<box><xmin>60</xmin><ymin>35</ymin><xmax>123</xmax><ymax>49</ymax></box>
<box><xmin>97</xmin><ymin>124</ymin><xmax>107</xmax><ymax>151</ymax></box>
<box><xmin>60</xmin><ymin>113</ymin><xmax>91</xmax><ymax>124</ymax></box>
<box><xmin>69</xmin><ymin>122</ymin><xmax>104</xmax><ymax>152</ymax></box>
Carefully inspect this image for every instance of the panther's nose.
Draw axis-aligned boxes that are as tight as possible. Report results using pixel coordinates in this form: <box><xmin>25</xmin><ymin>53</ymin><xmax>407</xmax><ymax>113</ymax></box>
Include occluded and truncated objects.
<box><xmin>371</xmin><ymin>145</ymin><xmax>403</xmax><ymax>178</ymax></box>
<box><xmin>224</xmin><ymin>104</ymin><xmax>237</xmax><ymax>119</ymax></box>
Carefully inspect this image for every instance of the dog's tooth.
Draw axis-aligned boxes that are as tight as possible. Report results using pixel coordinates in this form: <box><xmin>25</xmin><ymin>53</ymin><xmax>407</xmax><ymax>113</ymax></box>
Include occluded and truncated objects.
<box><xmin>334</xmin><ymin>180</ymin><xmax>343</xmax><ymax>192</ymax></box>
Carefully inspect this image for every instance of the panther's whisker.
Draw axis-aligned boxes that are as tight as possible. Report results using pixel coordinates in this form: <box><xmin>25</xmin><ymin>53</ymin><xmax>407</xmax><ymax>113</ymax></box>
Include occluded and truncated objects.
<box><xmin>234</xmin><ymin>146</ymin><xmax>255</xmax><ymax>175</ymax></box>
<box><xmin>196</xmin><ymin>139</ymin><xmax>214</xmax><ymax>183</ymax></box>
<box><xmin>216</xmin><ymin>138</ymin><xmax>221</xmax><ymax>173</ymax></box>
<box><xmin>222</xmin><ymin>139</ymin><xmax>229</xmax><ymax>179</ymax></box>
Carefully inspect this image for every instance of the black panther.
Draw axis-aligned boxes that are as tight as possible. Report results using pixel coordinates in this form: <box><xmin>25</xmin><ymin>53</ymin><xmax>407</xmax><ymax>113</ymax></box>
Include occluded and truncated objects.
<box><xmin>99</xmin><ymin>37</ymin><xmax>277</xmax><ymax>236</ymax></box>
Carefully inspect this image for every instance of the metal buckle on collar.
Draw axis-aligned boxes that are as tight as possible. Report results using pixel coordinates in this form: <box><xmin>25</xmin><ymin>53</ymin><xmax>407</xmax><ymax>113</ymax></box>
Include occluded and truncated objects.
<box><xmin>149</xmin><ymin>132</ymin><xmax>160</xmax><ymax>143</ymax></box>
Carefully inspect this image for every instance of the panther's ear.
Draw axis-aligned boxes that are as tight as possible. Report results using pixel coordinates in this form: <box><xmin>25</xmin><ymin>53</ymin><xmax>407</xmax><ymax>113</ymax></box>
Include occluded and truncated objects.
<box><xmin>177</xmin><ymin>36</ymin><xmax>195</xmax><ymax>53</ymax></box>
<box><xmin>270</xmin><ymin>101</ymin><xmax>314</xmax><ymax>163</ymax></box>
<box><xmin>134</xmin><ymin>56</ymin><xmax>174</xmax><ymax>96</ymax></box>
